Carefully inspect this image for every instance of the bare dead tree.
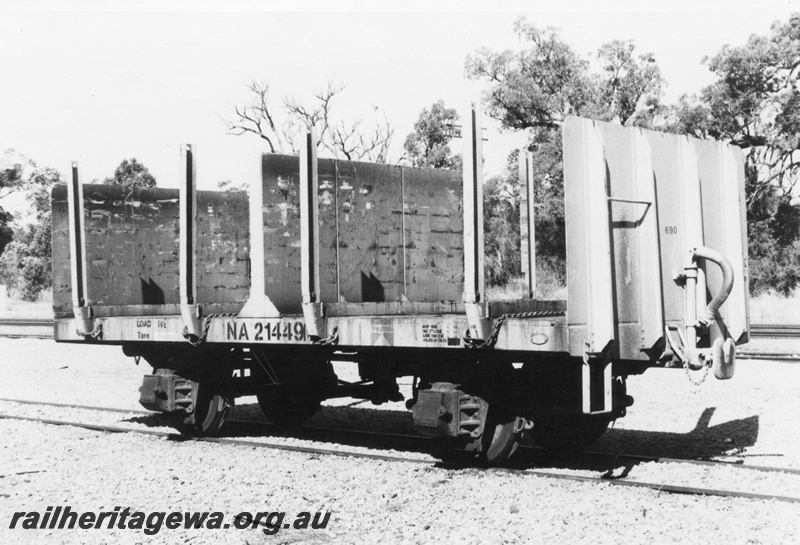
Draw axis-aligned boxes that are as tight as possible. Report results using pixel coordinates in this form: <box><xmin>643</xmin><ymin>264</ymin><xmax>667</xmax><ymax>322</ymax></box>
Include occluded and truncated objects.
<box><xmin>282</xmin><ymin>79</ymin><xmax>344</xmax><ymax>154</ymax></box>
<box><xmin>328</xmin><ymin>107</ymin><xmax>395</xmax><ymax>162</ymax></box>
<box><xmin>227</xmin><ymin>79</ymin><xmax>395</xmax><ymax>162</ymax></box>
<box><xmin>225</xmin><ymin>80</ymin><xmax>284</xmax><ymax>153</ymax></box>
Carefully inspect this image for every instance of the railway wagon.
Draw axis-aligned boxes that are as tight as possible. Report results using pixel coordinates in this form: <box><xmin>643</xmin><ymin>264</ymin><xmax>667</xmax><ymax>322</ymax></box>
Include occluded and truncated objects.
<box><xmin>50</xmin><ymin>111</ymin><xmax>749</xmax><ymax>465</ymax></box>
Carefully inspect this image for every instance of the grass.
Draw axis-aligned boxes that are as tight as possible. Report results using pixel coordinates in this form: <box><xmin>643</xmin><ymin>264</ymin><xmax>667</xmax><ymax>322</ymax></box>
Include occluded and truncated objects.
<box><xmin>748</xmin><ymin>290</ymin><xmax>800</xmax><ymax>324</ymax></box>
<box><xmin>0</xmin><ymin>288</ymin><xmax>53</xmax><ymax>319</ymax></box>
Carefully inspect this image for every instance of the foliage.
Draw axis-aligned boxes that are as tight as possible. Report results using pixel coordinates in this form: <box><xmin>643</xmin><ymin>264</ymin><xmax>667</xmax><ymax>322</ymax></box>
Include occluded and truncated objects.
<box><xmin>217</xmin><ymin>179</ymin><xmax>249</xmax><ymax>195</ymax></box>
<box><xmin>403</xmin><ymin>101</ymin><xmax>462</xmax><ymax>170</ymax></box>
<box><xmin>103</xmin><ymin>158</ymin><xmax>156</xmax><ymax>188</ymax></box>
<box><xmin>1</xmin><ymin>151</ymin><xmax>32</xmax><ymax>255</ymax></box>
<box><xmin>0</xmin><ymin>156</ymin><xmax>59</xmax><ymax>301</ymax></box>
<box><xmin>465</xmin><ymin>19</ymin><xmax>665</xmax><ymax>130</ymax></box>
<box><xmin>665</xmin><ymin>15</ymin><xmax>800</xmax><ymax>211</ymax></box>
<box><xmin>227</xmin><ymin>80</ymin><xmax>394</xmax><ymax>163</ymax></box>
<box><xmin>591</xmin><ymin>40</ymin><xmax>665</xmax><ymax>127</ymax></box>
<box><xmin>484</xmin><ymin>168</ymin><xmax>520</xmax><ymax>286</ymax></box>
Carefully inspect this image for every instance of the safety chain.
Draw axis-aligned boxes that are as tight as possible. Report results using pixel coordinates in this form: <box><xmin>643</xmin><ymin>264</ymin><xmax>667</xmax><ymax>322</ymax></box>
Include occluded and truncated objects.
<box><xmin>311</xmin><ymin>326</ymin><xmax>339</xmax><ymax>346</ymax></box>
<box><xmin>463</xmin><ymin>310</ymin><xmax>564</xmax><ymax>349</ymax></box>
<box><xmin>76</xmin><ymin>322</ymin><xmax>103</xmax><ymax>340</ymax></box>
<box><xmin>182</xmin><ymin>313</ymin><xmax>217</xmax><ymax>347</ymax></box>
<box><xmin>683</xmin><ymin>358</ymin><xmax>712</xmax><ymax>386</ymax></box>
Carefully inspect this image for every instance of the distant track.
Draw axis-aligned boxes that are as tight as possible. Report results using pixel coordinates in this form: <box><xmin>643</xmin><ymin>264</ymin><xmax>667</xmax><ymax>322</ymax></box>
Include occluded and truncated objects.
<box><xmin>0</xmin><ymin>318</ymin><xmax>53</xmax><ymax>338</ymax></box>
<box><xmin>750</xmin><ymin>324</ymin><xmax>800</xmax><ymax>337</ymax></box>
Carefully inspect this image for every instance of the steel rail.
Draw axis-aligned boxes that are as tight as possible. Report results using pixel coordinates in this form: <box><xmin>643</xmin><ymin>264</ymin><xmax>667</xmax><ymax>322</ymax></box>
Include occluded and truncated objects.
<box><xmin>2</xmin><ymin>411</ymin><xmax>800</xmax><ymax>505</ymax></box>
<box><xmin>3</xmin><ymin>397</ymin><xmax>799</xmax><ymax>475</ymax></box>
<box><xmin>0</xmin><ymin>318</ymin><xmax>54</xmax><ymax>338</ymax></box>
<box><xmin>750</xmin><ymin>324</ymin><xmax>800</xmax><ymax>337</ymax></box>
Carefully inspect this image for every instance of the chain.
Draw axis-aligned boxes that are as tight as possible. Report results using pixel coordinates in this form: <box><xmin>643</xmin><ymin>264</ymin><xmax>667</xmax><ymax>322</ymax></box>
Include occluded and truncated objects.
<box><xmin>312</xmin><ymin>326</ymin><xmax>339</xmax><ymax>346</ymax></box>
<box><xmin>463</xmin><ymin>310</ymin><xmax>563</xmax><ymax>349</ymax></box>
<box><xmin>76</xmin><ymin>322</ymin><xmax>103</xmax><ymax>340</ymax></box>
<box><xmin>683</xmin><ymin>358</ymin><xmax>711</xmax><ymax>386</ymax></box>
<box><xmin>183</xmin><ymin>313</ymin><xmax>216</xmax><ymax>346</ymax></box>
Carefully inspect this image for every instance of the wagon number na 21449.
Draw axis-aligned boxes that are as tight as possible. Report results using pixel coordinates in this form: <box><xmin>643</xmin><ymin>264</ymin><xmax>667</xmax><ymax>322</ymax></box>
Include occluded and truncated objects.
<box><xmin>226</xmin><ymin>321</ymin><xmax>307</xmax><ymax>342</ymax></box>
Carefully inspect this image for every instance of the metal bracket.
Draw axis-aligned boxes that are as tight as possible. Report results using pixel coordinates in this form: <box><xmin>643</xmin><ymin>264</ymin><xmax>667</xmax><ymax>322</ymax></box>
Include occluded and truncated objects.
<box><xmin>180</xmin><ymin>304</ymin><xmax>202</xmax><ymax>340</ymax></box>
<box><xmin>240</xmin><ymin>152</ymin><xmax>280</xmax><ymax>318</ymax></box>
<box><xmin>302</xmin><ymin>302</ymin><xmax>325</xmax><ymax>340</ymax></box>
<box><xmin>464</xmin><ymin>302</ymin><xmax>491</xmax><ymax>343</ymax></box>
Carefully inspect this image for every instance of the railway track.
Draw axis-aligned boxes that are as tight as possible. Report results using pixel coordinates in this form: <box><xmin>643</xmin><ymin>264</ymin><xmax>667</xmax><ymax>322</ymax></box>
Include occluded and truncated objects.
<box><xmin>0</xmin><ymin>318</ymin><xmax>54</xmax><ymax>338</ymax></box>
<box><xmin>2</xmin><ymin>398</ymin><xmax>800</xmax><ymax>504</ymax></box>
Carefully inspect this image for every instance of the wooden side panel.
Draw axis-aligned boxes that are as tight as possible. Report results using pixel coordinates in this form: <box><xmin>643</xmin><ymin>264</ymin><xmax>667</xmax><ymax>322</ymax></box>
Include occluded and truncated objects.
<box><xmin>82</xmin><ymin>185</ymin><xmax>181</xmax><ymax>307</ymax></box>
<box><xmin>335</xmin><ymin>161</ymin><xmax>404</xmax><ymax>303</ymax></box>
<box><xmin>195</xmin><ymin>191</ymin><xmax>250</xmax><ymax>305</ymax></box>
<box><xmin>403</xmin><ymin>166</ymin><xmax>463</xmax><ymax>302</ymax></box>
<box><xmin>317</xmin><ymin>159</ymin><xmax>340</xmax><ymax>304</ymax></box>
<box><xmin>51</xmin><ymin>184</ymin><xmax>250</xmax><ymax>315</ymax></box>
<box><xmin>261</xmin><ymin>155</ymin><xmax>304</xmax><ymax>314</ymax></box>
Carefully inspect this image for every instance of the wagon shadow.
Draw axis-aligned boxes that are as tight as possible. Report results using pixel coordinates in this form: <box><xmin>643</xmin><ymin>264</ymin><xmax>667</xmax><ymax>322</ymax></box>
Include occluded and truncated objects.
<box><xmin>125</xmin><ymin>404</ymin><xmax>760</xmax><ymax>473</ymax></box>
<box><xmin>512</xmin><ymin>407</ymin><xmax>761</xmax><ymax>473</ymax></box>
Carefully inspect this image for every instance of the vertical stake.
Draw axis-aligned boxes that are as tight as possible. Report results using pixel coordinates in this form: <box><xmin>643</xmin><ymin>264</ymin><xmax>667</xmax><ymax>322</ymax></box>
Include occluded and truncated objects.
<box><xmin>179</xmin><ymin>144</ymin><xmax>201</xmax><ymax>337</ymax></box>
<box><xmin>300</xmin><ymin>128</ymin><xmax>320</xmax><ymax>304</ymax></box>
<box><xmin>462</xmin><ymin>103</ymin><xmax>490</xmax><ymax>341</ymax></box>
<box><xmin>67</xmin><ymin>162</ymin><xmax>88</xmax><ymax>309</ymax></box>
<box><xmin>300</xmin><ymin>128</ymin><xmax>324</xmax><ymax>338</ymax></box>
<box><xmin>519</xmin><ymin>151</ymin><xmax>537</xmax><ymax>299</ymax></box>
<box><xmin>239</xmin><ymin>153</ymin><xmax>279</xmax><ymax>318</ymax></box>
<box><xmin>67</xmin><ymin>161</ymin><xmax>93</xmax><ymax>336</ymax></box>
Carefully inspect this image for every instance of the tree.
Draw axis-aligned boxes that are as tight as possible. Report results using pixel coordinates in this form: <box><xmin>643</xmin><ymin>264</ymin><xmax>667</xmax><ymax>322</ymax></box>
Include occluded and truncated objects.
<box><xmin>103</xmin><ymin>158</ymin><xmax>156</xmax><ymax>188</ymax></box>
<box><xmin>227</xmin><ymin>79</ymin><xmax>395</xmax><ymax>163</ymax></box>
<box><xmin>484</xmin><ymin>157</ymin><xmax>521</xmax><ymax>286</ymax></box>
<box><xmin>217</xmin><ymin>179</ymin><xmax>249</xmax><ymax>195</ymax></box>
<box><xmin>403</xmin><ymin>101</ymin><xmax>462</xmax><ymax>169</ymax></box>
<box><xmin>664</xmin><ymin>14</ymin><xmax>800</xmax><ymax>294</ymax></box>
<box><xmin>666</xmin><ymin>15</ymin><xmax>800</xmax><ymax>216</ymax></box>
<box><xmin>0</xmin><ymin>157</ymin><xmax>59</xmax><ymax>301</ymax></box>
<box><xmin>465</xmin><ymin>19</ymin><xmax>665</xmax><ymax>130</ymax></box>
<box><xmin>592</xmin><ymin>40</ymin><xmax>665</xmax><ymax>127</ymax></box>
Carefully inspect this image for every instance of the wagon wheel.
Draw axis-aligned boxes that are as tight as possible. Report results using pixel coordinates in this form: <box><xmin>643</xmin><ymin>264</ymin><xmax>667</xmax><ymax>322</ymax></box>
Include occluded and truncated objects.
<box><xmin>530</xmin><ymin>414</ymin><xmax>611</xmax><ymax>454</ymax></box>
<box><xmin>433</xmin><ymin>414</ymin><xmax>525</xmax><ymax>467</ymax></box>
<box><xmin>175</xmin><ymin>385</ymin><xmax>231</xmax><ymax>437</ymax></box>
<box><xmin>256</xmin><ymin>388</ymin><xmax>321</xmax><ymax>427</ymax></box>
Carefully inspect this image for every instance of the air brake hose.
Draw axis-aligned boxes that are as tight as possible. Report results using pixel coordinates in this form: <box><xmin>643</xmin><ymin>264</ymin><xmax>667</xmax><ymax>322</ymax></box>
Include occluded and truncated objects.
<box><xmin>693</xmin><ymin>245</ymin><xmax>734</xmax><ymax>325</ymax></box>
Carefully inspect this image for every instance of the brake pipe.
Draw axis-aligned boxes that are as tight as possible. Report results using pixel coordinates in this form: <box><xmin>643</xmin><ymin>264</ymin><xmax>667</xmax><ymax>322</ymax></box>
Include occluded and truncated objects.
<box><xmin>693</xmin><ymin>246</ymin><xmax>735</xmax><ymax>326</ymax></box>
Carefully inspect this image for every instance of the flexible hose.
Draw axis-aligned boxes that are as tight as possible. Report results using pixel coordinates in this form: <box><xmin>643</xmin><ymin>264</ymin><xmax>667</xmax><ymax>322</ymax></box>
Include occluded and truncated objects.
<box><xmin>693</xmin><ymin>245</ymin><xmax>735</xmax><ymax>325</ymax></box>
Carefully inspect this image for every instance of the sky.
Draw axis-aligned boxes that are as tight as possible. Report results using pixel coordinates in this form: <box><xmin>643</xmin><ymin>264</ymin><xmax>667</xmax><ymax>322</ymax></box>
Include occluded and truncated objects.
<box><xmin>2</xmin><ymin>0</ymin><xmax>800</xmax><ymax>219</ymax></box>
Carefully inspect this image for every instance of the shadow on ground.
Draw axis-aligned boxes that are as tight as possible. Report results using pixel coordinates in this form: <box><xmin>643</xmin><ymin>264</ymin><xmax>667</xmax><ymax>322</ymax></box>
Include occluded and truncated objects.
<box><xmin>126</xmin><ymin>404</ymin><xmax>760</xmax><ymax>473</ymax></box>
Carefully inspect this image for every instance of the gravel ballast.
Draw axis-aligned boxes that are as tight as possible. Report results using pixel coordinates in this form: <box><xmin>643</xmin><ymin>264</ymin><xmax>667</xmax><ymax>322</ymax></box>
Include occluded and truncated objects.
<box><xmin>2</xmin><ymin>338</ymin><xmax>800</xmax><ymax>543</ymax></box>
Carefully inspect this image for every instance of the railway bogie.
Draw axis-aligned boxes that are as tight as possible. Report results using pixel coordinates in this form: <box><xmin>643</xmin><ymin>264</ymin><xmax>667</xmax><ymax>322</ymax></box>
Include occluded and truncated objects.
<box><xmin>51</xmin><ymin>110</ymin><xmax>750</xmax><ymax>465</ymax></box>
